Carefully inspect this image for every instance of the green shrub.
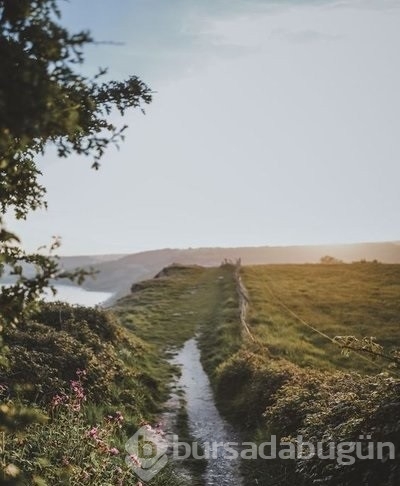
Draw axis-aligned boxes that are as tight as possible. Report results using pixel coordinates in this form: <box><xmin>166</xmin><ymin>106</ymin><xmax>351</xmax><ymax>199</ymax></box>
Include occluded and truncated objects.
<box><xmin>1</xmin><ymin>303</ymin><xmax>161</xmax><ymax>418</ymax></box>
<box><xmin>1</xmin><ymin>378</ymin><xmax>181</xmax><ymax>486</ymax></box>
<box><xmin>267</xmin><ymin>373</ymin><xmax>400</xmax><ymax>485</ymax></box>
<box><xmin>216</xmin><ymin>350</ymin><xmax>298</xmax><ymax>427</ymax></box>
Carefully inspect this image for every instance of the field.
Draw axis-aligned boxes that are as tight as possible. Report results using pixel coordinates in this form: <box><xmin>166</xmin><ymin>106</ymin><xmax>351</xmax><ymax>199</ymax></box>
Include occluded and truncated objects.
<box><xmin>114</xmin><ymin>262</ymin><xmax>400</xmax><ymax>485</ymax></box>
<box><xmin>2</xmin><ymin>262</ymin><xmax>399</xmax><ymax>485</ymax></box>
<box><xmin>114</xmin><ymin>264</ymin><xmax>241</xmax><ymax>359</ymax></box>
<box><xmin>242</xmin><ymin>263</ymin><xmax>400</xmax><ymax>372</ymax></box>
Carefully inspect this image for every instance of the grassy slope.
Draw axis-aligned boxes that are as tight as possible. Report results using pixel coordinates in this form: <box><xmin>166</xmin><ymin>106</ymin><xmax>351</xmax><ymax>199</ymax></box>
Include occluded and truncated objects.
<box><xmin>40</xmin><ymin>261</ymin><xmax>396</xmax><ymax>486</ymax></box>
<box><xmin>114</xmin><ymin>264</ymin><xmax>241</xmax><ymax>367</ymax></box>
<box><xmin>1</xmin><ymin>265</ymin><xmax>240</xmax><ymax>485</ymax></box>
<box><xmin>113</xmin><ymin>264</ymin><xmax>242</xmax><ymax>485</ymax></box>
<box><xmin>113</xmin><ymin>262</ymin><xmax>400</xmax><ymax>432</ymax></box>
<box><xmin>1</xmin><ymin>302</ymin><xmax>187</xmax><ymax>485</ymax></box>
<box><xmin>2</xmin><ymin>303</ymin><xmax>160</xmax><ymax>421</ymax></box>
<box><xmin>242</xmin><ymin>263</ymin><xmax>400</xmax><ymax>372</ymax></box>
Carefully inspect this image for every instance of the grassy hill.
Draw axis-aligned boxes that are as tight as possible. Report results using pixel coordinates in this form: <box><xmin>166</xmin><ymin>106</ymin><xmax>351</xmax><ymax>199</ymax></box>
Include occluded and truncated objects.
<box><xmin>0</xmin><ymin>302</ymin><xmax>180</xmax><ymax>485</ymax></box>
<box><xmin>242</xmin><ymin>263</ymin><xmax>400</xmax><ymax>372</ymax></box>
<box><xmin>112</xmin><ymin>262</ymin><xmax>400</xmax><ymax>485</ymax></box>
<box><xmin>48</xmin><ymin>241</ymin><xmax>400</xmax><ymax>299</ymax></box>
<box><xmin>2</xmin><ymin>262</ymin><xmax>399</xmax><ymax>485</ymax></box>
<box><xmin>3</xmin><ymin>242</ymin><xmax>400</xmax><ymax>300</ymax></box>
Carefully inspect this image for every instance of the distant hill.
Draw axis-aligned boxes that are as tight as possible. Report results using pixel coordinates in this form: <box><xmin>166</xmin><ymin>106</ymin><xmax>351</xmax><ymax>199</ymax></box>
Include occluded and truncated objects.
<box><xmin>0</xmin><ymin>254</ymin><xmax>124</xmax><ymax>284</ymax></box>
<box><xmin>57</xmin><ymin>241</ymin><xmax>400</xmax><ymax>299</ymax></box>
<box><xmin>2</xmin><ymin>242</ymin><xmax>400</xmax><ymax>299</ymax></box>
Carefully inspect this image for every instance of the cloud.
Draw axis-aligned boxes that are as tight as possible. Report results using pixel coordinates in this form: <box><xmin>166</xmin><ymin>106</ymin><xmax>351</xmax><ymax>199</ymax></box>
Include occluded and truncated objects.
<box><xmin>271</xmin><ymin>28</ymin><xmax>341</xmax><ymax>43</ymax></box>
<box><xmin>100</xmin><ymin>1</ymin><xmax>327</xmax><ymax>78</ymax></box>
<box><xmin>63</xmin><ymin>0</ymin><xmax>399</xmax><ymax>84</ymax></box>
<box><xmin>329</xmin><ymin>0</ymin><xmax>400</xmax><ymax>10</ymax></box>
<box><xmin>80</xmin><ymin>0</ymin><xmax>268</xmax><ymax>83</ymax></box>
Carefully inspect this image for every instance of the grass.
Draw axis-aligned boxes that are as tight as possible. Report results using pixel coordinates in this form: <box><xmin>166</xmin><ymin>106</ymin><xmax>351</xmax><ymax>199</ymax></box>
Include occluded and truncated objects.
<box><xmin>1</xmin><ymin>300</ymin><xmax>191</xmax><ymax>485</ymax></box>
<box><xmin>193</xmin><ymin>262</ymin><xmax>400</xmax><ymax>485</ymax></box>
<box><xmin>114</xmin><ymin>264</ymin><xmax>242</xmax><ymax>382</ymax></box>
<box><xmin>242</xmin><ymin>263</ymin><xmax>400</xmax><ymax>372</ymax></box>
<box><xmin>113</xmin><ymin>263</ymin><xmax>242</xmax><ymax>485</ymax></box>
<box><xmin>115</xmin><ymin>265</ymin><xmax>210</xmax><ymax>348</ymax></box>
<box><xmin>8</xmin><ymin>262</ymin><xmax>396</xmax><ymax>484</ymax></box>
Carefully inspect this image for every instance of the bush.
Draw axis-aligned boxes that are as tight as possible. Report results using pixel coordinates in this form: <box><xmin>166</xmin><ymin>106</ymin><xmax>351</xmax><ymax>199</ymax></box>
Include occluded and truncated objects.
<box><xmin>1</xmin><ymin>303</ymin><xmax>160</xmax><ymax>413</ymax></box>
<box><xmin>1</xmin><ymin>376</ymin><xmax>179</xmax><ymax>486</ymax></box>
<box><xmin>214</xmin><ymin>346</ymin><xmax>400</xmax><ymax>485</ymax></box>
<box><xmin>216</xmin><ymin>350</ymin><xmax>300</xmax><ymax>427</ymax></box>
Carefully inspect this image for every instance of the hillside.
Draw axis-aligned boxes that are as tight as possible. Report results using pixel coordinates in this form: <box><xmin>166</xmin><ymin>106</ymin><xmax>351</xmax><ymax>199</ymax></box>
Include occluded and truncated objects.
<box><xmin>241</xmin><ymin>263</ymin><xmax>400</xmax><ymax>372</ymax></box>
<box><xmin>3</xmin><ymin>263</ymin><xmax>399</xmax><ymax>485</ymax></box>
<box><xmin>3</xmin><ymin>242</ymin><xmax>400</xmax><ymax>299</ymax></box>
<box><xmin>0</xmin><ymin>301</ymin><xmax>180</xmax><ymax>485</ymax></box>
<box><xmin>59</xmin><ymin>241</ymin><xmax>400</xmax><ymax>298</ymax></box>
<box><xmin>113</xmin><ymin>263</ymin><xmax>400</xmax><ymax>486</ymax></box>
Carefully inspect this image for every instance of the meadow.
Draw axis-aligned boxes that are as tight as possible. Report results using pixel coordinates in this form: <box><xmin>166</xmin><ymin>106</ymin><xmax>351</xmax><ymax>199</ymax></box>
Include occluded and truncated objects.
<box><xmin>114</xmin><ymin>261</ymin><xmax>400</xmax><ymax>485</ymax></box>
<box><xmin>199</xmin><ymin>263</ymin><xmax>400</xmax><ymax>485</ymax></box>
<box><xmin>242</xmin><ymin>263</ymin><xmax>400</xmax><ymax>372</ymax></box>
<box><xmin>2</xmin><ymin>262</ymin><xmax>399</xmax><ymax>485</ymax></box>
<box><xmin>0</xmin><ymin>303</ymin><xmax>181</xmax><ymax>485</ymax></box>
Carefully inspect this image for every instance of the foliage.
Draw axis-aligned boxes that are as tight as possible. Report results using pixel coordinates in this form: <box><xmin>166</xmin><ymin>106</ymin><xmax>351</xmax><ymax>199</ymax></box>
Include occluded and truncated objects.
<box><xmin>0</xmin><ymin>0</ymin><xmax>152</xmax><ymax>327</ymax></box>
<box><xmin>333</xmin><ymin>335</ymin><xmax>400</xmax><ymax>367</ymax></box>
<box><xmin>0</xmin><ymin>0</ymin><xmax>152</xmax><ymax>459</ymax></box>
<box><xmin>1</xmin><ymin>375</ymin><xmax>180</xmax><ymax>486</ymax></box>
<box><xmin>265</xmin><ymin>371</ymin><xmax>400</xmax><ymax>485</ymax></box>
<box><xmin>319</xmin><ymin>255</ymin><xmax>343</xmax><ymax>264</ymax></box>
<box><xmin>215</xmin><ymin>350</ymin><xmax>297</xmax><ymax>427</ymax></box>
<box><xmin>0</xmin><ymin>0</ymin><xmax>151</xmax><ymax>167</ymax></box>
<box><xmin>211</xmin><ymin>342</ymin><xmax>400</xmax><ymax>485</ymax></box>
<box><xmin>1</xmin><ymin>302</ymin><xmax>161</xmax><ymax>413</ymax></box>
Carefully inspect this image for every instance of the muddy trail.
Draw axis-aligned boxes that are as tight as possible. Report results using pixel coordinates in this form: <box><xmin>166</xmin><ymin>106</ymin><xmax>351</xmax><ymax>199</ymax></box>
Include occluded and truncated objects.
<box><xmin>162</xmin><ymin>338</ymin><xmax>243</xmax><ymax>486</ymax></box>
<box><xmin>116</xmin><ymin>264</ymin><xmax>247</xmax><ymax>485</ymax></box>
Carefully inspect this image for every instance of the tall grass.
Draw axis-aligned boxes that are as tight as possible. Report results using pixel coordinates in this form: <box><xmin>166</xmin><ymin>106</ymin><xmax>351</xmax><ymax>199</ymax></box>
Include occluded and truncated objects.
<box><xmin>242</xmin><ymin>263</ymin><xmax>400</xmax><ymax>372</ymax></box>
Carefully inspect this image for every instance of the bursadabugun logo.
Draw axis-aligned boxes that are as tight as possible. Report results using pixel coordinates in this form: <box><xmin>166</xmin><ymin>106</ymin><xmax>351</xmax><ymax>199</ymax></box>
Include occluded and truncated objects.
<box><xmin>125</xmin><ymin>424</ymin><xmax>169</xmax><ymax>482</ymax></box>
<box><xmin>125</xmin><ymin>426</ymin><xmax>396</xmax><ymax>482</ymax></box>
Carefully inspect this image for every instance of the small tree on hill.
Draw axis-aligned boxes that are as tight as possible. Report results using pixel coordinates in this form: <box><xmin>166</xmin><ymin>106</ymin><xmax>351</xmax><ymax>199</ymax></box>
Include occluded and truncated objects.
<box><xmin>319</xmin><ymin>255</ymin><xmax>343</xmax><ymax>264</ymax></box>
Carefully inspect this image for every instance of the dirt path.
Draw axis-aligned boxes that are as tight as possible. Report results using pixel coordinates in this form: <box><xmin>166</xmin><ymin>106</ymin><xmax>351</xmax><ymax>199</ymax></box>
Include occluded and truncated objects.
<box><xmin>163</xmin><ymin>338</ymin><xmax>243</xmax><ymax>486</ymax></box>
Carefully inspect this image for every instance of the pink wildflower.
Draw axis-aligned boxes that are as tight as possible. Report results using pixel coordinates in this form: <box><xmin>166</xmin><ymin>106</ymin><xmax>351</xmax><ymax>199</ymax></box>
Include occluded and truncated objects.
<box><xmin>109</xmin><ymin>447</ymin><xmax>120</xmax><ymax>455</ymax></box>
<box><xmin>93</xmin><ymin>438</ymin><xmax>108</xmax><ymax>452</ymax></box>
<box><xmin>87</xmin><ymin>427</ymin><xmax>99</xmax><ymax>439</ymax></box>
<box><xmin>61</xmin><ymin>456</ymin><xmax>70</xmax><ymax>466</ymax></box>
<box><xmin>70</xmin><ymin>380</ymin><xmax>85</xmax><ymax>400</ymax></box>
<box><xmin>129</xmin><ymin>454</ymin><xmax>142</xmax><ymax>467</ymax></box>
<box><xmin>51</xmin><ymin>393</ymin><xmax>66</xmax><ymax>408</ymax></box>
<box><xmin>76</xmin><ymin>369</ymin><xmax>87</xmax><ymax>378</ymax></box>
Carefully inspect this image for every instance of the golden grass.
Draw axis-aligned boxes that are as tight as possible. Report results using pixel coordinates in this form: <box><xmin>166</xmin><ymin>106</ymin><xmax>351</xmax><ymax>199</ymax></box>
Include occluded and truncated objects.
<box><xmin>242</xmin><ymin>263</ymin><xmax>400</xmax><ymax>372</ymax></box>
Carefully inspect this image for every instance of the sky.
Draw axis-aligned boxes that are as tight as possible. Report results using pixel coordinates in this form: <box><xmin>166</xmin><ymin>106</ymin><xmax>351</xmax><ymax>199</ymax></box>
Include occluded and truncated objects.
<box><xmin>11</xmin><ymin>0</ymin><xmax>400</xmax><ymax>255</ymax></box>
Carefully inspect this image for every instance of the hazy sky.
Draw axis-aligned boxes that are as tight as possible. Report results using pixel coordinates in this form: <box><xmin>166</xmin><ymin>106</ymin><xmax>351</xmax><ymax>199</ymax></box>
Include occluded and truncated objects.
<box><xmin>11</xmin><ymin>0</ymin><xmax>400</xmax><ymax>254</ymax></box>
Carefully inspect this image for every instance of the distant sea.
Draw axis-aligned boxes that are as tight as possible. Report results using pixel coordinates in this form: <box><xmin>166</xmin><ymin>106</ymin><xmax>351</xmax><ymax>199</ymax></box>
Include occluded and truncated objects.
<box><xmin>1</xmin><ymin>284</ymin><xmax>113</xmax><ymax>307</ymax></box>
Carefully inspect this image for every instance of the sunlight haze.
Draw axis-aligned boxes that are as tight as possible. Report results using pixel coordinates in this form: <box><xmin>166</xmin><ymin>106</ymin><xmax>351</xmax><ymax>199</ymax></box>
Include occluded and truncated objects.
<box><xmin>11</xmin><ymin>0</ymin><xmax>400</xmax><ymax>254</ymax></box>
